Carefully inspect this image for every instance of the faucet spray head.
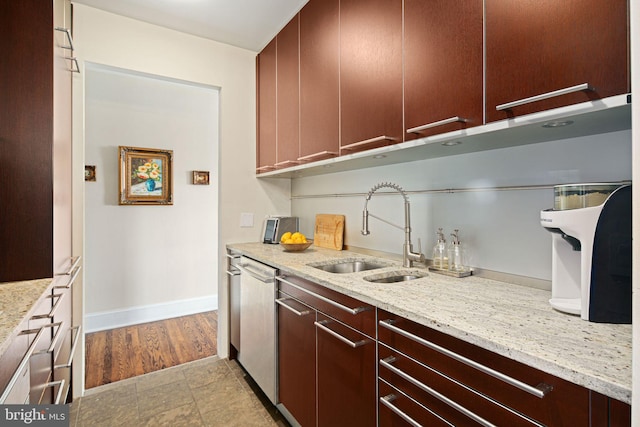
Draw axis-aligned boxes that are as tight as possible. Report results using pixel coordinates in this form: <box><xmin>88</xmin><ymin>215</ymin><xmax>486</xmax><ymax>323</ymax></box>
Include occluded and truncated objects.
<box><xmin>362</xmin><ymin>209</ymin><xmax>370</xmax><ymax>235</ymax></box>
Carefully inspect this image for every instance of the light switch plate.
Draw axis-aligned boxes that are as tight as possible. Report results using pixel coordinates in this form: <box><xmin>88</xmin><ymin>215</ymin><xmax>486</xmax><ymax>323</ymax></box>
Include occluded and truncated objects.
<box><xmin>240</xmin><ymin>213</ymin><xmax>254</xmax><ymax>228</ymax></box>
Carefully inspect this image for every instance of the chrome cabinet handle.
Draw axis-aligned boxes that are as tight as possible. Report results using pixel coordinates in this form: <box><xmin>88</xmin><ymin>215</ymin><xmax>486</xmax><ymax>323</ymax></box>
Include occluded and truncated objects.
<box><xmin>31</xmin><ymin>293</ymin><xmax>65</xmax><ymax>320</ymax></box>
<box><xmin>274</xmin><ymin>160</ymin><xmax>301</xmax><ymax>168</ymax></box>
<box><xmin>54</xmin><ymin>27</ymin><xmax>74</xmax><ymax>50</ymax></box>
<box><xmin>406</xmin><ymin>116</ymin><xmax>468</xmax><ymax>134</ymax></box>
<box><xmin>315</xmin><ymin>320</ymin><xmax>368</xmax><ymax>348</ymax></box>
<box><xmin>43</xmin><ymin>322</ymin><xmax>65</xmax><ymax>355</ymax></box>
<box><xmin>0</xmin><ymin>327</ymin><xmax>46</xmax><ymax>404</ymax></box>
<box><xmin>226</xmin><ymin>253</ymin><xmax>241</xmax><ymax>260</ymax></box>
<box><xmin>55</xmin><ymin>326</ymin><xmax>82</xmax><ymax>369</ymax></box>
<box><xmin>65</xmin><ymin>256</ymin><xmax>81</xmax><ymax>275</ymax></box>
<box><xmin>67</xmin><ymin>57</ymin><xmax>80</xmax><ymax>73</ymax></box>
<box><xmin>55</xmin><ymin>266</ymin><xmax>81</xmax><ymax>289</ymax></box>
<box><xmin>226</xmin><ymin>269</ymin><xmax>240</xmax><ymax>277</ymax></box>
<box><xmin>379</xmin><ymin>320</ymin><xmax>551</xmax><ymax>399</ymax></box>
<box><xmin>42</xmin><ymin>379</ymin><xmax>66</xmax><ymax>405</ymax></box>
<box><xmin>380</xmin><ymin>357</ymin><xmax>497</xmax><ymax>427</ymax></box>
<box><xmin>379</xmin><ymin>394</ymin><xmax>423</xmax><ymax>427</ymax></box>
<box><xmin>341</xmin><ymin>135</ymin><xmax>396</xmax><ymax>152</ymax></box>
<box><xmin>276</xmin><ymin>298</ymin><xmax>312</xmax><ymax>316</ymax></box>
<box><xmin>297</xmin><ymin>151</ymin><xmax>338</xmax><ymax>161</ymax></box>
<box><xmin>277</xmin><ymin>276</ymin><xmax>369</xmax><ymax>315</ymax></box>
<box><xmin>495</xmin><ymin>83</ymin><xmax>593</xmax><ymax>111</ymax></box>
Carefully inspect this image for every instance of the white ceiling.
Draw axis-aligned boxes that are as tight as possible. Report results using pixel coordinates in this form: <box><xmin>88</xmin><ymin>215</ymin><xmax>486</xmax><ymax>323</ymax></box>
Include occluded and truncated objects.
<box><xmin>72</xmin><ymin>0</ymin><xmax>309</xmax><ymax>52</ymax></box>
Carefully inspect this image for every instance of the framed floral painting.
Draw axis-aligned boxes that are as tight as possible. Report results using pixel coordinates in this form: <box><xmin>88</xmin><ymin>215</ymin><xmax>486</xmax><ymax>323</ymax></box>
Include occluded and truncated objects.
<box><xmin>118</xmin><ymin>146</ymin><xmax>173</xmax><ymax>205</ymax></box>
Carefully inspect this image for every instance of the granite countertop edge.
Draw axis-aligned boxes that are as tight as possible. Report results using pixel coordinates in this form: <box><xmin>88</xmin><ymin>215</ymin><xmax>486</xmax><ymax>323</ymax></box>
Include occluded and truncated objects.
<box><xmin>228</xmin><ymin>242</ymin><xmax>632</xmax><ymax>404</ymax></box>
<box><xmin>0</xmin><ymin>279</ymin><xmax>54</xmax><ymax>355</ymax></box>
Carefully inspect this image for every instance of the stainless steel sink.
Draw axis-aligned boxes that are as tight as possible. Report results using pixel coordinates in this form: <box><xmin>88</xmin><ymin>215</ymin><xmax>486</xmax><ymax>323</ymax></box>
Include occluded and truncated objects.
<box><xmin>309</xmin><ymin>260</ymin><xmax>387</xmax><ymax>274</ymax></box>
<box><xmin>363</xmin><ymin>271</ymin><xmax>427</xmax><ymax>283</ymax></box>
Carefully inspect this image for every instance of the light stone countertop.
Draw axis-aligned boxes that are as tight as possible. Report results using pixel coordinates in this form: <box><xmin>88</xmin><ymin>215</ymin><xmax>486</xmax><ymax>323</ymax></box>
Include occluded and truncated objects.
<box><xmin>0</xmin><ymin>279</ymin><xmax>53</xmax><ymax>355</ymax></box>
<box><xmin>228</xmin><ymin>242</ymin><xmax>632</xmax><ymax>404</ymax></box>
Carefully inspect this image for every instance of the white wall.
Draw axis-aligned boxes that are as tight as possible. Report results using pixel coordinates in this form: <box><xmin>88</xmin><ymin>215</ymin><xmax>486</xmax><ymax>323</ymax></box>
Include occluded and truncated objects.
<box><xmin>71</xmin><ymin>4</ymin><xmax>292</xmax><ymax>395</ymax></box>
<box><xmin>292</xmin><ymin>130</ymin><xmax>632</xmax><ymax>282</ymax></box>
<box><xmin>83</xmin><ymin>64</ymin><xmax>219</xmax><ymax>331</ymax></box>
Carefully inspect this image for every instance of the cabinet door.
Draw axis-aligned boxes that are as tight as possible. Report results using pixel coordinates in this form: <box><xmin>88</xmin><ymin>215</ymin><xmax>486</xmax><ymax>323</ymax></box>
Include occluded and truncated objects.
<box><xmin>0</xmin><ymin>0</ymin><xmax>54</xmax><ymax>281</ymax></box>
<box><xmin>485</xmin><ymin>0</ymin><xmax>629</xmax><ymax>122</ymax></box>
<box><xmin>276</xmin><ymin>15</ymin><xmax>300</xmax><ymax>168</ymax></box>
<box><xmin>256</xmin><ymin>39</ymin><xmax>277</xmax><ymax>172</ymax></box>
<box><xmin>404</xmin><ymin>0</ymin><xmax>483</xmax><ymax>139</ymax></box>
<box><xmin>316</xmin><ymin>314</ymin><xmax>376</xmax><ymax>427</ymax></box>
<box><xmin>339</xmin><ymin>0</ymin><xmax>403</xmax><ymax>153</ymax></box>
<box><xmin>277</xmin><ymin>292</ymin><xmax>316</xmax><ymax>427</ymax></box>
<box><xmin>299</xmin><ymin>0</ymin><xmax>340</xmax><ymax>162</ymax></box>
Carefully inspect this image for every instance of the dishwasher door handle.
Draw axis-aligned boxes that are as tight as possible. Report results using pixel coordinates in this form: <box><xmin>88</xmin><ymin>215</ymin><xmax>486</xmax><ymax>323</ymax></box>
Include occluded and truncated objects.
<box><xmin>237</xmin><ymin>264</ymin><xmax>274</xmax><ymax>283</ymax></box>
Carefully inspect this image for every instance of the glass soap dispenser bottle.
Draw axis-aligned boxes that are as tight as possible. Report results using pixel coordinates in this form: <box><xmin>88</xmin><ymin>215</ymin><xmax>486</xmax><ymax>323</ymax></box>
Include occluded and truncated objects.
<box><xmin>432</xmin><ymin>228</ymin><xmax>448</xmax><ymax>270</ymax></box>
<box><xmin>448</xmin><ymin>229</ymin><xmax>468</xmax><ymax>273</ymax></box>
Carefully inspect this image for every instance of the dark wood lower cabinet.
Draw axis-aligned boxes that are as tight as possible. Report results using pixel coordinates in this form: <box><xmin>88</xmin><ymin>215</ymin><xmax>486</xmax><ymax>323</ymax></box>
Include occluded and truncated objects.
<box><xmin>316</xmin><ymin>313</ymin><xmax>376</xmax><ymax>427</ymax></box>
<box><xmin>277</xmin><ymin>292</ymin><xmax>316</xmax><ymax>427</ymax></box>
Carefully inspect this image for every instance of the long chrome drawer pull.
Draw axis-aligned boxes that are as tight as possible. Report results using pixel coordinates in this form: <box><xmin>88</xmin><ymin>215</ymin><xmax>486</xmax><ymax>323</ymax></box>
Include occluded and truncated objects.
<box><xmin>380</xmin><ymin>358</ymin><xmax>497</xmax><ymax>427</ymax></box>
<box><xmin>42</xmin><ymin>380</ymin><xmax>66</xmax><ymax>405</ymax></box>
<box><xmin>226</xmin><ymin>269</ymin><xmax>240</xmax><ymax>277</ymax></box>
<box><xmin>67</xmin><ymin>256</ymin><xmax>81</xmax><ymax>274</ymax></box>
<box><xmin>54</xmin><ymin>326</ymin><xmax>81</xmax><ymax>369</ymax></box>
<box><xmin>379</xmin><ymin>320</ymin><xmax>550</xmax><ymax>398</ymax></box>
<box><xmin>496</xmin><ymin>83</ymin><xmax>593</xmax><ymax>111</ymax></box>
<box><xmin>69</xmin><ymin>57</ymin><xmax>80</xmax><ymax>73</ymax></box>
<box><xmin>32</xmin><ymin>293</ymin><xmax>65</xmax><ymax>320</ymax></box>
<box><xmin>406</xmin><ymin>116</ymin><xmax>468</xmax><ymax>134</ymax></box>
<box><xmin>0</xmin><ymin>327</ymin><xmax>46</xmax><ymax>404</ymax></box>
<box><xmin>380</xmin><ymin>394</ymin><xmax>423</xmax><ymax>427</ymax></box>
<box><xmin>226</xmin><ymin>253</ymin><xmax>241</xmax><ymax>260</ymax></box>
<box><xmin>55</xmin><ymin>266</ymin><xmax>81</xmax><ymax>289</ymax></box>
<box><xmin>54</xmin><ymin>27</ymin><xmax>74</xmax><ymax>50</ymax></box>
<box><xmin>297</xmin><ymin>151</ymin><xmax>338</xmax><ymax>161</ymax></box>
<box><xmin>340</xmin><ymin>135</ymin><xmax>396</xmax><ymax>152</ymax></box>
<box><xmin>276</xmin><ymin>298</ymin><xmax>312</xmax><ymax>316</ymax></box>
<box><xmin>315</xmin><ymin>320</ymin><xmax>367</xmax><ymax>348</ymax></box>
<box><xmin>29</xmin><ymin>322</ymin><xmax>64</xmax><ymax>355</ymax></box>
<box><xmin>277</xmin><ymin>276</ymin><xmax>369</xmax><ymax>315</ymax></box>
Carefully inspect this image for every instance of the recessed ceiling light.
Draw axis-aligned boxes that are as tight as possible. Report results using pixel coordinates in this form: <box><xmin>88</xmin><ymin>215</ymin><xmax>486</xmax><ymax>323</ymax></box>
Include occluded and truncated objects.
<box><xmin>442</xmin><ymin>141</ymin><xmax>461</xmax><ymax>146</ymax></box>
<box><xmin>373</xmin><ymin>154</ymin><xmax>387</xmax><ymax>159</ymax></box>
<box><xmin>542</xmin><ymin>120</ymin><xmax>574</xmax><ymax>128</ymax></box>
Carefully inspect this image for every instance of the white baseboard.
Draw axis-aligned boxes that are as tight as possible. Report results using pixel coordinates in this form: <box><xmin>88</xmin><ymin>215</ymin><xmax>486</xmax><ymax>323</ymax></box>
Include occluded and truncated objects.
<box><xmin>84</xmin><ymin>295</ymin><xmax>218</xmax><ymax>333</ymax></box>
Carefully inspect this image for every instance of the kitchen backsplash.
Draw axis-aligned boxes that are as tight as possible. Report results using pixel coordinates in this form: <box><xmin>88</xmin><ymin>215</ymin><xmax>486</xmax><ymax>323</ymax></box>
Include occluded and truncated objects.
<box><xmin>291</xmin><ymin>129</ymin><xmax>631</xmax><ymax>283</ymax></box>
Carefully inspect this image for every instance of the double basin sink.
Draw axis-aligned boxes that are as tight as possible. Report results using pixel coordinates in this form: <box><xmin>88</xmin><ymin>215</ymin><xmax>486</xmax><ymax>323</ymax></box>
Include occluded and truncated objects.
<box><xmin>309</xmin><ymin>259</ymin><xmax>426</xmax><ymax>283</ymax></box>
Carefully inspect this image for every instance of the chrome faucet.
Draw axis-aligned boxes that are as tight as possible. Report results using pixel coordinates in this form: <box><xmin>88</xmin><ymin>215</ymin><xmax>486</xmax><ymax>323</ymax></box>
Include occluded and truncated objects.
<box><xmin>361</xmin><ymin>182</ymin><xmax>425</xmax><ymax>268</ymax></box>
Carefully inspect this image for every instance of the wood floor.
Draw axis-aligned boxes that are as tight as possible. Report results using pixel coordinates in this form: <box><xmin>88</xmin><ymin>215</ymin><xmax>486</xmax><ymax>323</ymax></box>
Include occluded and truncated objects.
<box><xmin>85</xmin><ymin>311</ymin><xmax>218</xmax><ymax>389</ymax></box>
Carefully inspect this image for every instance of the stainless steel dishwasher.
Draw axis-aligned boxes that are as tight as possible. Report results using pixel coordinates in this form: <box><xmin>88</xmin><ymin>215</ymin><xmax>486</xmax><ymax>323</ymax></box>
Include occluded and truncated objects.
<box><xmin>237</xmin><ymin>256</ymin><xmax>278</xmax><ymax>404</ymax></box>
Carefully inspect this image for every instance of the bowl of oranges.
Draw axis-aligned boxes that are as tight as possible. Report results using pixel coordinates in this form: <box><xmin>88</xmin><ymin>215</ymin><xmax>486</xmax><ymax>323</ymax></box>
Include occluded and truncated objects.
<box><xmin>279</xmin><ymin>231</ymin><xmax>313</xmax><ymax>252</ymax></box>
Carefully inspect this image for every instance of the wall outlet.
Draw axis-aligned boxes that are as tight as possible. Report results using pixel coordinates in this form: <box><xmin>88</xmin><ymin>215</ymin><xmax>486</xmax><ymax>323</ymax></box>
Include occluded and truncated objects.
<box><xmin>240</xmin><ymin>213</ymin><xmax>254</xmax><ymax>228</ymax></box>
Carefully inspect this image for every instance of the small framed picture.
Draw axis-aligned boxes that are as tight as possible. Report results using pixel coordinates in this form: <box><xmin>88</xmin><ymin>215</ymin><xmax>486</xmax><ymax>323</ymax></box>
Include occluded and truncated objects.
<box><xmin>192</xmin><ymin>170</ymin><xmax>210</xmax><ymax>185</ymax></box>
<box><xmin>85</xmin><ymin>165</ymin><xmax>96</xmax><ymax>182</ymax></box>
<box><xmin>119</xmin><ymin>146</ymin><xmax>173</xmax><ymax>205</ymax></box>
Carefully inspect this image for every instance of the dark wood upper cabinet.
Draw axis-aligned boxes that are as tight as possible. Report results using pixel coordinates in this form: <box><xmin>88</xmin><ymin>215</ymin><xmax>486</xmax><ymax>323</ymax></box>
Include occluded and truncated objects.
<box><xmin>339</xmin><ymin>0</ymin><xmax>403</xmax><ymax>153</ymax></box>
<box><xmin>404</xmin><ymin>0</ymin><xmax>483</xmax><ymax>139</ymax></box>
<box><xmin>256</xmin><ymin>39</ymin><xmax>277</xmax><ymax>172</ymax></box>
<box><xmin>276</xmin><ymin>16</ymin><xmax>300</xmax><ymax>168</ymax></box>
<box><xmin>485</xmin><ymin>0</ymin><xmax>629</xmax><ymax>123</ymax></box>
<box><xmin>299</xmin><ymin>0</ymin><xmax>340</xmax><ymax>162</ymax></box>
<box><xmin>0</xmin><ymin>1</ymin><xmax>55</xmax><ymax>281</ymax></box>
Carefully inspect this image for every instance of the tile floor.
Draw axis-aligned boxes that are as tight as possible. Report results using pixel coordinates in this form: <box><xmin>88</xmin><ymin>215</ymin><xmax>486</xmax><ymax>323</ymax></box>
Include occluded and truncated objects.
<box><xmin>69</xmin><ymin>356</ymin><xmax>289</xmax><ymax>426</ymax></box>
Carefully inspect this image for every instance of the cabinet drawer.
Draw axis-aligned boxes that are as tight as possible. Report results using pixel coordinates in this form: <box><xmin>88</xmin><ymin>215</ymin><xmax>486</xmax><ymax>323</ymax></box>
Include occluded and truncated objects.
<box><xmin>379</xmin><ymin>344</ymin><xmax>539</xmax><ymax>426</ymax></box>
<box><xmin>378</xmin><ymin>309</ymin><xmax>590</xmax><ymax>426</ymax></box>
<box><xmin>379</xmin><ymin>379</ymin><xmax>455</xmax><ymax>427</ymax></box>
<box><xmin>278</xmin><ymin>274</ymin><xmax>375</xmax><ymax>337</ymax></box>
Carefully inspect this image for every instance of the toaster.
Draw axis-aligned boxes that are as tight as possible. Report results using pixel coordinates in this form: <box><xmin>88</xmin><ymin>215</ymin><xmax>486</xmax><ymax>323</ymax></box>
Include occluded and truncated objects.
<box><xmin>262</xmin><ymin>216</ymin><xmax>299</xmax><ymax>244</ymax></box>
